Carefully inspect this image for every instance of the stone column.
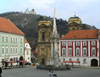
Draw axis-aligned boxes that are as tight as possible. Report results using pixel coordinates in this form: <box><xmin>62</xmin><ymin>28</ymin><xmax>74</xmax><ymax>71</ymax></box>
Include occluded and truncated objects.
<box><xmin>51</xmin><ymin>41</ymin><xmax>53</xmax><ymax>58</ymax></box>
<box><xmin>54</xmin><ymin>40</ymin><xmax>57</xmax><ymax>58</ymax></box>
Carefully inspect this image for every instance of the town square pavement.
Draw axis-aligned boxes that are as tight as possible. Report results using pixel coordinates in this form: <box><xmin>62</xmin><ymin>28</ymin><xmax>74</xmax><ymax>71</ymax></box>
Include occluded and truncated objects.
<box><xmin>1</xmin><ymin>65</ymin><xmax>100</xmax><ymax>77</ymax></box>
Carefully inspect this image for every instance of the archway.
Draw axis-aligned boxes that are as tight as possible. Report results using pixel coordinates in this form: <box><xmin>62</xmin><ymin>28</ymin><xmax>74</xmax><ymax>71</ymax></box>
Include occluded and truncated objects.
<box><xmin>41</xmin><ymin>58</ymin><xmax>45</xmax><ymax>65</ymax></box>
<box><xmin>19</xmin><ymin>56</ymin><xmax>24</xmax><ymax>60</ymax></box>
<box><xmin>91</xmin><ymin>59</ymin><xmax>98</xmax><ymax>67</ymax></box>
<box><xmin>19</xmin><ymin>56</ymin><xmax>24</xmax><ymax>66</ymax></box>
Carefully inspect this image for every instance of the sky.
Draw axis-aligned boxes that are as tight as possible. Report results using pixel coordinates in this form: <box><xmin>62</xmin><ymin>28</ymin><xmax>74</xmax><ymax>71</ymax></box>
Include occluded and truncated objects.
<box><xmin>0</xmin><ymin>0</ymin><xmax>100</xmax><ymax>28</ymax></box>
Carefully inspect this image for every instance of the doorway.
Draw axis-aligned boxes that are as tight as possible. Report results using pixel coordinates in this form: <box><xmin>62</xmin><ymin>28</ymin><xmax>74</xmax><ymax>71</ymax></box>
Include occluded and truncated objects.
<box><xmin>41</xmin><ymin>58</ymin><xmax>45</xmax><ymax>65</ymax></box>
<box><xmin>91</xmin><ymin>59</ymin><xmax>98</xmax><ymax>67</ymax></box>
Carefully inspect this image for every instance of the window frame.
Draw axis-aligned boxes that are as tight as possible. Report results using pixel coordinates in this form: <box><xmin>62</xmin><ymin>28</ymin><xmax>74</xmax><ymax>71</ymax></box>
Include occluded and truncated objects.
<box><xmin>91</xmin><ymin>41</ymin><xmax>95</xmax><ymax>46</ymax></box>
<box><xmin>83</xmin><ymin>41</ymin><xmax>87</xmax><ymax>46</ymax></box>
<box><xmin>83</xmin><ymin>48</ymin><xmax>87</xmax><ymax>56</ymax></box>
<box><xmin>76</xmin><ymin>41</ymin><xmax>80</xmax><ymax>46</ymax></box>
<box><xmin>62</xmin><ymin>42</ymin><xmax>65</xmax><ymax>46</ymax></box>
<box><xmin>91</xmin><ymin>48</ymin><xmax>96</xmax><ymax>55</ymax></box>
<box><xmin>69</xmin><ymin>42</ymin><xmax>72</xmax><ymax>46</ymax></box>
<box><xmin>69</xmin><ymin>48</ymin><xmax>72</xmax><ymax>55</ymax></box>
<box><xmin>76</xmin><ymin>48</ymin><xmax>80</xmax><ymax>55</ymax></box>
<box><xmin>62</xmin><ymin>48</ymin><xmax>66</xmax><ymax>55</ymax></box>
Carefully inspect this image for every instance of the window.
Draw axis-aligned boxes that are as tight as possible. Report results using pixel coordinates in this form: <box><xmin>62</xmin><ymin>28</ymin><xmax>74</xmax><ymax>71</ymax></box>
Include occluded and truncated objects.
<box><xmin>6</xmin><ymin>47</ymin><xmax>8</xmax><ymax>54</ymax></box>
<box><xmin>83</xmin><ymin>59</ymin><xmax>86</xmax><ymax>64</ymax></box>
<box><xmin>42</xmin><ymin>32</ymin><xmax>45</xmax><ymax>40</ymax></box>
<box><xmin>16</xmin><ymin>47</ymin><xmax>18</xmax><ymax>53</ymax></box>
<box><xmin>21</xmin><ymin>47</ymin><xmax>23</xmax><ymax>53</ymax></box>
<box><xmin>76</xmin><ymin>42</ymin><xmax>79</xmax><ymax>46</ymax></box>
<box><xmin>83</xmin><ymin>48</ymin><xmax>87</xmax><ymax>55</ymax></box>
<box><xmin>11</xmin><ymin>37</ymin><xmax>13</xmax><ymax>42</ymax></box>
<box><xmin>13</xmin><ymin>37</ymin><xmax>15</xmax><ymax>43</ymax></box>
<box><xmin>2</xmin><ymin>47</ymin><xmax>4</xmax><ymax>54</ymax></box>
<box><xmin>69</xmin><ymin>48</ymin><xmax>72</xmax><ymax>55</ymax></box>
<box><xmin>16</xmin><ymin>38</ymin><xmax>18</xmax><ymax>43</ymax></box>
<box><xmin>21</xmin><ymin>38</ymin><xmax>23</xmax><ymax>43</ymax></box>
<box><xmin>92</xmin><ymin>48</ymin><xmax>95</xmax><ymax>55</ymax></box>
<box><xmin>62</xmin><ymin>42</ymin><xmax>65</xmax><ymax>46</ymax></box>
<box><xmin>77</xmin><ymin>58</ymin><xmax>79</xmax><ymax>61</ymax></box>
<box><xmin>13</xmin><ymin>47</ymin><xmax>15</xmax><ymax>53</ymax></box>
<box><xmin>69</xmin><ymin>42</ymin><xmax>72</xmax><ymax>46</ymax></box>
<box><xmin>11</xmin><ymin>46</ymin><xmax>12</xmax><ymax>53</ymax></box>
<box><xmin>62</xmin><ymin>48</ymin><xmax>65</xmax><ymax>55</ymax></box>
<box><xmin>91</xmin><ymin>41</ymin><xmax>95</xmax><ymax>46</ymax></box>
<box><xmin>76</xmin><ymin>48</ymin><xmax>79</xmax><ymax>55</ymax></box>
<box><xmin>6</xmin><ymin>36</ymin><xmax>8</xmax><ymax>42</ymax></box>
<box><xmin>83</xmin><ymin>41</ymin><xmax>87</xmax><ymax>46</ymax></box>
<box><xmin>2</xmin><ymin>36</ymin><xmax>4</xmax><ymax>42</ymax></box>
<box><xmin>69</xmin><ymin>58</ymin><xmax>72</xmax><ymax>61</ymax></box>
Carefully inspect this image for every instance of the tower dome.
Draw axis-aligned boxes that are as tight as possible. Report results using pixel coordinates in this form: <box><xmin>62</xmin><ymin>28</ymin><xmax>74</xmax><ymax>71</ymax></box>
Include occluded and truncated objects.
<box><xmin>68</xmin><ymin>13</ymin><xmax>83</xmax><ymax>32</ymax></box>
<box><xmin>68</xmin><ymin>14</ymin><xmax>82</xmax><ymax>24</ymax></box>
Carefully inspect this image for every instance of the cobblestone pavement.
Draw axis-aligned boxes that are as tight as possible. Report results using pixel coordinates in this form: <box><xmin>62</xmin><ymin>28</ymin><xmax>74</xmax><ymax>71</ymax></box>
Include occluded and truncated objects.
<box><xmin>1</xmin><ymin>66</ymin><xmax>100</xmax><ymax>77</ymax></box>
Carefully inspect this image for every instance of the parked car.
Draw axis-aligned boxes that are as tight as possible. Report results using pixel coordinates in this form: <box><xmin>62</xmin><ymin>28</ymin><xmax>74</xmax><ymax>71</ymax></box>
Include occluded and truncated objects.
<box><xmin>25</xmin><ymin>62</ymin><xmax>31</xmax><ymax>65</ymax></box>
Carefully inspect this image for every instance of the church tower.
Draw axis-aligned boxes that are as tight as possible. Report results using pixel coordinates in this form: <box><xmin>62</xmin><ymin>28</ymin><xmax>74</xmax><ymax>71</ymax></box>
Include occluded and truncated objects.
<box><xmin>68</xmin><ymin>13</ymin><xmax>83</xmax><ymax>32</ymax></box>
<box><xmin>37</xmin><ymin>19</ymin><xmax>52</xmax><ymax>65</ymax></box>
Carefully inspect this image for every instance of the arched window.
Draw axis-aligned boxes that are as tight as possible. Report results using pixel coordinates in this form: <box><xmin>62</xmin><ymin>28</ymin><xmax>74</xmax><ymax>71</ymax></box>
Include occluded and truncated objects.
<box><xmin>2</xmin><ymin>46</ymin><xmax>4</xmax><ymax>54</ymax></box>
<box><xmin>42</xmin><ymin>32</ymin><xmax>45</xmax><ymax>40</ymax></box>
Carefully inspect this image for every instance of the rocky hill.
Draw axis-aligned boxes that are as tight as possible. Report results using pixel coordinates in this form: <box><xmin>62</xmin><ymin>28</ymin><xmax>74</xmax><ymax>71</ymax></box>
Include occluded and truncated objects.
<box><xmin>0</xmin><ymin>12</ymin><xmax>97</xmax><ymax>50</ymax></box>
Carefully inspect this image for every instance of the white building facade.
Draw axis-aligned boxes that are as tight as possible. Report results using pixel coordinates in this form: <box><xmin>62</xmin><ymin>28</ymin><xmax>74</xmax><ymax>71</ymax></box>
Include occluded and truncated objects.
<box><xmin>59</xmin><ymin>30</ymin><xmax>100</xmax><ymax>67</ymax></box>
<box><xmin>25</xmin><ymin>39</ymin><xmax>31</xmax><ymax>63</ymax></box>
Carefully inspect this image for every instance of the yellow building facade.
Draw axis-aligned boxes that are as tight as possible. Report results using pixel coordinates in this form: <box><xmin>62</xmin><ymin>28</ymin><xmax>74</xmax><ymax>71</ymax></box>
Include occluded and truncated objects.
<box><xmin>68</xmin><ymin>14</ymin><xmax>83</xmax><ymax>32</ymax></box>
<box><xmin>38</xmin><ymin>20</ymin><xmax>52</xmax><ymax>65</ymax></box>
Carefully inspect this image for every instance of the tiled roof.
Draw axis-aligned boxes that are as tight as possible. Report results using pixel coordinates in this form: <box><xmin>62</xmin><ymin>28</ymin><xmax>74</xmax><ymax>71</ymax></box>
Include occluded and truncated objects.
<box><xmin>60</xmin><ymin>30</ymin><xmax>99</xmax><ymax>40</ymax></box>
<box><xmin>25</xmin><ymin>39</ymin><xmax>28</xmax><ymax>43</ymax></box>
<box><xmin>0</xmin><ymin>17</ymin><xmax>25</xmax><ymax>35</ymax></box>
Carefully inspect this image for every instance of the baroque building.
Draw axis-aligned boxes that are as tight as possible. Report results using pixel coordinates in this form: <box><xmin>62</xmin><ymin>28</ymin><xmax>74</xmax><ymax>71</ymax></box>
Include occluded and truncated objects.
<box><xmin>68</xmin><ymin>14</ymin><xmax>83</xmax><ymax>32</ymax></box>
<box><xmin>37</xmin><ymin>20</ymin><xmax>52</xmax><ymax>65</ymax></box>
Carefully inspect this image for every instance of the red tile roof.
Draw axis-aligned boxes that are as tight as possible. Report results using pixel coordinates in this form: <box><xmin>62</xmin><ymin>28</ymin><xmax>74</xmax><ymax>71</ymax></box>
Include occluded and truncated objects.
<box><xmin>60</xmin><ymin>30</ymin><xmax>99</xmax><ymax>39</ymax></box>
<box><xmin>25</xmin><ymin>39</ymin><xmax>28</xmax><ymax>43</ymax></box>
<box><xmin>0</xmin><ymin>17</ymin><xmax>25</xmax><ymax>35</ymax></box>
